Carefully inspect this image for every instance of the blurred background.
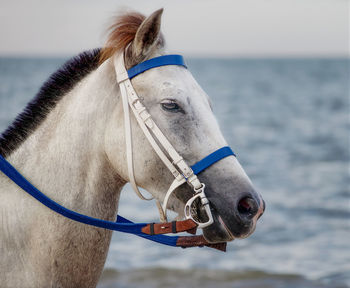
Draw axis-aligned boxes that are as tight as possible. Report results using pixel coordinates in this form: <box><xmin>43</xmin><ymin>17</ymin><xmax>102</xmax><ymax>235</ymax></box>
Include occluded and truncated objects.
<box><xmin>0</xmin><ymin>0</ymin><xmax>349</xmax><ymax>287</ymax></box>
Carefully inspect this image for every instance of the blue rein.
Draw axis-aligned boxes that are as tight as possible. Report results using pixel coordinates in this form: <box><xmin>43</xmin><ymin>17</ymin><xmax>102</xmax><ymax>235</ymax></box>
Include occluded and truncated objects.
<box><xmin>0</xmin><ymin>147</ymin><xmax>234</xmax><ymax>247</ymax></box>
<box><xmin>0</xmin><ymin>54</ymin><xmax>236</xmax><ymax>248</ymax></box>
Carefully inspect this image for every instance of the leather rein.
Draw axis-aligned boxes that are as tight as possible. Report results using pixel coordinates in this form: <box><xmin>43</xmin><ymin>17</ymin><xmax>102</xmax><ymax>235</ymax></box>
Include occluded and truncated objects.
<box><xmin>0</xmin><ymin>52</ymin><xmax>236</xmax><ymax>252</ymax></box>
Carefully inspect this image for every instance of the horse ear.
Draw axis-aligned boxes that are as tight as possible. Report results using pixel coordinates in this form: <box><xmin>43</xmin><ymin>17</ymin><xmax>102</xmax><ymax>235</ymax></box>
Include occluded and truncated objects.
<box><xmin>126</xmin><ymin>8</ymin><xmax>163</xmax><ymax>68</ymax></box>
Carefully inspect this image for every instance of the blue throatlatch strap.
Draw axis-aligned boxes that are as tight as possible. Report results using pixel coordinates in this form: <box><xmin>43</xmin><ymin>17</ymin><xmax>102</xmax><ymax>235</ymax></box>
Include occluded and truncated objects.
<box><xmin>191</xmin><ymin>146</ymin><xmax>235</xmax><ymax>175</ymax></box>
<box><xmin>127</xmin><ymin>55</ymin><xmax>187</xmax><ymax>79</ymax></box>
<box><xmin>0</xmin><ymin>154</ymin><xmax>178</xmax><ymax>247</ymax></box>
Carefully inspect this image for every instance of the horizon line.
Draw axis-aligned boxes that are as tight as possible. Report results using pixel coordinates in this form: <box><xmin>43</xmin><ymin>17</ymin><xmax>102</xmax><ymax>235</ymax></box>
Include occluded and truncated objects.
<box><xmin>0</xmin><ymin>51</ymin><xmax>349</xmax><ymax>60</ymax></box>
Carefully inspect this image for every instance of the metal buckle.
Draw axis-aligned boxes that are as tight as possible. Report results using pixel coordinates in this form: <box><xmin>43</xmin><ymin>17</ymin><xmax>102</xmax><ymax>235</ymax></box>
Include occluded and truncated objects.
<box><xmin>184</xmin><ymin>184</ymin><xmax>214</xmax><ymax>229</ymax></box>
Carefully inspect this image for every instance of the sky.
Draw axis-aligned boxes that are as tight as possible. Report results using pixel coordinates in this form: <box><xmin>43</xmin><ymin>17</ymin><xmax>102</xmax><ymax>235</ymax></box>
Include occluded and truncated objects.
<box><xmin>0</xmin><ymin>0</ymin><xmax>348</xmax><ymax>57</ymax></box>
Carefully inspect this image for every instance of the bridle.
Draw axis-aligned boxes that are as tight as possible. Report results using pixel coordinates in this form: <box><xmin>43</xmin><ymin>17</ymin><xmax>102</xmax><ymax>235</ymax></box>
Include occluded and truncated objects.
<box><xmin>0</xmin><ymin>51</ymin><xmax>236</xmax><ymax>252</ymax></box>
<box><xmin>115</xmin><ymin>52</ymin><xmax>235</xmax><ymax>229</ymax></box>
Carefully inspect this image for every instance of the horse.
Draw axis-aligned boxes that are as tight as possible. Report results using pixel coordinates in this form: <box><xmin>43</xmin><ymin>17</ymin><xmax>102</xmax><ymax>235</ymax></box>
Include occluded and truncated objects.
<box><xmin>0</xmin><ymin>9</ymin><xmax>264</xmax><ymax>288</ymax></box>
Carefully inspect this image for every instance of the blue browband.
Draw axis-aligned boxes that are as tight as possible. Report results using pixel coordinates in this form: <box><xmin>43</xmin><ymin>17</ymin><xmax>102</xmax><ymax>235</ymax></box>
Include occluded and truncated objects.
<box><xmin>127</xmin><ymin>54</ymin><xmax>187</xmax><ymax>79</ymax></box>
<box><xmin>0</xmin><ymin>54</ymin><xmax>236</xmax><ymax>248</ymax></box>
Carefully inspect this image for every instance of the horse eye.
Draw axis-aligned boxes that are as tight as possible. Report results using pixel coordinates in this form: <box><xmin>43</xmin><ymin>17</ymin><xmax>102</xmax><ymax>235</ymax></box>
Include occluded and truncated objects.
<box><xmin>161</xmin><ymin>101</ymin><xmax>182</xmax><ymax>112</ymax></box>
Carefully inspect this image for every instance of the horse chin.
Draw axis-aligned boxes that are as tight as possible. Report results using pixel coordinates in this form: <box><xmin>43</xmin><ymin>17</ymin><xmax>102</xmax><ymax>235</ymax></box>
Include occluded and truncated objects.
<box><xmin>202</xmin><ymin>210</ymin><xmax>260</xmax><ymax>243</ymax></box>
<box><xmin>202</xmin><ymin>212</ymin><xmax>235</xmax><ymax>243</ymax></box>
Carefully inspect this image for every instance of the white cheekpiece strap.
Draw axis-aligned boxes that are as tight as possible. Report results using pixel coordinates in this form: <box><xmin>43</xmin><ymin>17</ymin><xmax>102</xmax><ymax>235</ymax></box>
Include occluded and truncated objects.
<box><xmin>114</xmin><ymin>53</ymin><xmax>213</xmax><ymax>228</ymax></box>
<box><xmin>162</xmin><ymin>177</ymin><xmax>186</xmax><ymax>220</ymax></box>
<box><xmin>120</xmin><ymin>78</ymin><xmax>153</xmax><ymax>200</ymax></box>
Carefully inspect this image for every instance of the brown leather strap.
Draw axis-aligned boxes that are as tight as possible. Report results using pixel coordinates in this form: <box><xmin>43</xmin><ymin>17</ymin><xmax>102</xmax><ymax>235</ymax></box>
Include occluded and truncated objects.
<box><xmin>176</xmin><ymin>235</ymin><xmax>227</xmax><ymax>252</ymax></box>
<box><xmin>142</xmin><ymin>219</ymin><xmax>198</xmax><ymax>235</ymax></box>
<box><xmin>171</xmin><ymin>221</ymin><xmax>176</xmax><ymax>233</ymax></box>
<box><xmin>149</xmin><ymin>223</ymin><xmax>155</xmax><ymax>235</ymax></box>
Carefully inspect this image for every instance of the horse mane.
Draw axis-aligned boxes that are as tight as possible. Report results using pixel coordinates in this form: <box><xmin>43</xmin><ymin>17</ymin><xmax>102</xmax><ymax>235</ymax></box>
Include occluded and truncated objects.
<box><xmin>0</xmin><ymin>49</ymin><xmax>100</xmax><ymax>157</ymax></box>
<box><xmin>0</xmin><ymin>11</ymin><xmax>163</xmax><ymax>157</ymax></box>
<box><xmin>99</xmin><ymin>11</ymin><xmax>165</xmax><ymax>65</ymax></box>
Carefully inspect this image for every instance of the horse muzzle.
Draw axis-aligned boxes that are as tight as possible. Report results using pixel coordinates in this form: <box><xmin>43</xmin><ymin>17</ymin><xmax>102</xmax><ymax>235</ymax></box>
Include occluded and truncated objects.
<box><xmin>202</xmin><ymin>191</ymin><xmax>265</xmax><ymax>243</ymax></box>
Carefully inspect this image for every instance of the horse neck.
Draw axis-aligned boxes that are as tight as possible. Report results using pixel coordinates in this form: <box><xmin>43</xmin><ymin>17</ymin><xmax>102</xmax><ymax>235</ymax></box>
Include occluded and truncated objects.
<box><xmin>7</xmin><ymin>58</ymin><xmax>125</xmax><ymax>215</ymax></box>
<box><xmin>1</xmin><ymin>59</ymin><xmax>126</xmax><ymax>286</ymax></box>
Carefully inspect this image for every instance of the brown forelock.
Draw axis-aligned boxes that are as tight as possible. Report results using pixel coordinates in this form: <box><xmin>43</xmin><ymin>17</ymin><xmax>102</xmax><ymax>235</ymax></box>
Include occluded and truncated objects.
<box><xmin>99</xmin><ymin>11</ymin><xmax>164</xmax><ymax>65</ymax></box>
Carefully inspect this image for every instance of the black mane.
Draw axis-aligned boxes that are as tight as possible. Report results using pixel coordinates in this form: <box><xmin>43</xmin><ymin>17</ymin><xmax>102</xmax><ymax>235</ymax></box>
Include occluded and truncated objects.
<box><xmin>0</xmin><ymin>49</ymin><xmax>101</xmax><ymax>157</ymax></box>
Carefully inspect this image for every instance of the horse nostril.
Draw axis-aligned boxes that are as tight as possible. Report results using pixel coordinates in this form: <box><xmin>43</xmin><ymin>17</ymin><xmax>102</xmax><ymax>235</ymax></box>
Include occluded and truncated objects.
<box><xmin>237</xmin><ymin>197</ymin><xmax>258</xmax><ymax>220</ymax></box>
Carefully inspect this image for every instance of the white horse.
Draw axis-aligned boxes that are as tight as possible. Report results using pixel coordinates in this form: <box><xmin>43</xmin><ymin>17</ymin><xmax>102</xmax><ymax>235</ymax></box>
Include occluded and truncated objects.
<box><xmin>0</xmin><ymin>9</ymin><xmax>264</xmax><ymax>288</ymax></box>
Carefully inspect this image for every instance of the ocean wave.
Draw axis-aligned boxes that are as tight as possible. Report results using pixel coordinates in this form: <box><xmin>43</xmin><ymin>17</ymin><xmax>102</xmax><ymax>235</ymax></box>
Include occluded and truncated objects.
<box><xmin>98</xmin><ymin>268</ymin><xmax>347</xmax><ymax>288</ymax></box>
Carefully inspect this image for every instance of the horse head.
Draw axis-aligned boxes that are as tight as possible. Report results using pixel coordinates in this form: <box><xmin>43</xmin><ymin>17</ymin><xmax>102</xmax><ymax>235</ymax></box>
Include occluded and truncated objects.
<box><xmin>103</xmin><ymin>9</ymin><xmax>265</xmax><ymax>243</ymax></box>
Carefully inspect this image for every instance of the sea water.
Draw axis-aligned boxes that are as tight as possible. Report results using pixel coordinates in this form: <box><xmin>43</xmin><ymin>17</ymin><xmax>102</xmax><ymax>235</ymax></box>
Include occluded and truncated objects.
<box><xmin>0</xmin><ymin>56</ymin><xmax>349</xmax><ymax>288</ymax></box>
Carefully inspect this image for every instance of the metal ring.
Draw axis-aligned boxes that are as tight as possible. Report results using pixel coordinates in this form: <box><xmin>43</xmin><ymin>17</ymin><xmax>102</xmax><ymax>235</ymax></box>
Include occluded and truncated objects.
<box><xmin>194</xmin><ymin>183</ymin><xmax>205</xmax><ymax>193</ymax></box>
